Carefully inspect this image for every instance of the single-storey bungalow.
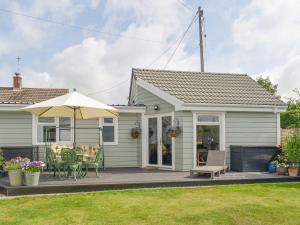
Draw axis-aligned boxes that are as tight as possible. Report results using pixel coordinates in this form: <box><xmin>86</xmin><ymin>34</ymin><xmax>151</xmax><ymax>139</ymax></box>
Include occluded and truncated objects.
<box><xmin>0</xmin><ymin>69</ymin><xmax>287</xmax><ymax>171</ymax></box>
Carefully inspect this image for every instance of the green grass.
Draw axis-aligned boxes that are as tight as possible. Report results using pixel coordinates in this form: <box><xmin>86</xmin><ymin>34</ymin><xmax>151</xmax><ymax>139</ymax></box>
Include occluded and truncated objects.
<box><xmin>0</xmin><ymin>183</ymin><xmax>300</xmax><ymax>225</ymax></box>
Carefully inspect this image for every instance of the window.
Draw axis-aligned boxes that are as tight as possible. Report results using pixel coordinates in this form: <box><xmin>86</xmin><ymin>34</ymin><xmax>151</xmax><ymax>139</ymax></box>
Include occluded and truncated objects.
<box><xmin>59</xmin><ymin>118</ymin><xmax>71</xmax><ymax>142</ymax></box>
<box><xmin>195</xmin><ymin>113</ymin><xmax>224</xmax><ymax>166</ymax></box>
<box><xmin>197</xmin><ymin>115</ymin><xmax>219</xmax><ymax>123</ymax></box>
<box><xmin>100</xmin><ymin>117</ymin><xmax>118</xmax><ymax>145</ymax></box>
<box><xmin>35</xmin><ymin>117</ymin><xmax>72</xmax><ymax>144</ymax></box>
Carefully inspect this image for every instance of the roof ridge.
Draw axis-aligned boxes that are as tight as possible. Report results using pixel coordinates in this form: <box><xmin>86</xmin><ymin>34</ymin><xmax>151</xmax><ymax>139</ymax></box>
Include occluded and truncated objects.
<box><xmin>132</xmin><ymin>67</ymin><xmax>248</xmax><ymax>76</ymax></box>
<box><xmin>0</xmin><ymin>87</ymin><xmax>69</xmax><ymax>90</ymax></box>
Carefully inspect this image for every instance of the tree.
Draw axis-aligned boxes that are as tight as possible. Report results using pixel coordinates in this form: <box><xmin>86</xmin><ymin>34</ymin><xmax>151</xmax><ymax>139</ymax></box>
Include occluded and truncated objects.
<box><xmin>256</xmin><ymin>76</ymin><xmax>278</xmax><ymax>95</ymax></box>
<box><xmin>281</xmin><ymin>89</ymin><xmax>300</xmax><ymax>128</ymax></box>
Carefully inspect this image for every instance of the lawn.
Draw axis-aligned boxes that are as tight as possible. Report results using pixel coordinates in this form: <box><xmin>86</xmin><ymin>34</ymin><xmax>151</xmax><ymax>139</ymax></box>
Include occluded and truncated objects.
<box><xmin>0</xmin><ymin>183</ymin><xmax>299</xmax><ymax>225</ymax></box>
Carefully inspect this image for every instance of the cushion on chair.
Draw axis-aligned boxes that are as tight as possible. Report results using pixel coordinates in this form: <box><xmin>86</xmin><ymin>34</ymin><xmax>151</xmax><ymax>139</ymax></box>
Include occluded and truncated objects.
<box><xmin>80</xmin><ymin>145</ymin><xmax>99</xmax><ymax>161</ymax></box>
<box><xmin>51</xmin><ymin>144</ymin><xmax>73</xmax><ymax>162</ymax></box>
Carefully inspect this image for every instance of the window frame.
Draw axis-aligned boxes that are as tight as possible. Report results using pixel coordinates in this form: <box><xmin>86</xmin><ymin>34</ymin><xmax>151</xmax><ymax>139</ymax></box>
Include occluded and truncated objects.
<box><xmin>99</xmin><ymin>117</ymin><xmax>118</xmax><ymax>145</ymax></box>
<box><xmin>192</xmin><ymin>112</ymin><xmax>226</xmax><ymax>167</ymax></box>
<box><xmin>32</xmin><ymin>115</ymin><xmax>73</xmax><ymax>145</ymax></box>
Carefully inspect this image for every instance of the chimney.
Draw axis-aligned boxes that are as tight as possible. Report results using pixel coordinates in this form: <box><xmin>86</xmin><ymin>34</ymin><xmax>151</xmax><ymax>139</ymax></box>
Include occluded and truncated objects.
<box><xmin>13</xmin><ymin>72</ymin><xmax>22</xmax><ymax>91</ymax></box>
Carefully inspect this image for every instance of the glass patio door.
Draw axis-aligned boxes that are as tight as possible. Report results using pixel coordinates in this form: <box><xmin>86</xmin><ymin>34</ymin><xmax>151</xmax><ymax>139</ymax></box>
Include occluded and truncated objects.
<box><xmin>147</xmin><ymin>115</ymin><xmax>173</xmax><ymax>168</ymax></box>
<box><xmin>196</xmin><ymin>114</ymin><xmax>221</xmax><ymax>166</ymax></box>
<box><xmin>148</xmin><ymin>117</ymin><xmax>158</xmax><ymax>165</ymax></box>
<box><xmin>161</xmin><ymin>116</ymin><xmax>172</xmax><ymax>166</ymax></box>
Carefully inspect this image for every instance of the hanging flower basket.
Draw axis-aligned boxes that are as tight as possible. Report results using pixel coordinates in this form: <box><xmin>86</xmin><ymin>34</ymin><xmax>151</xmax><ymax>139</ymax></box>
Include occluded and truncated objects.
<box><xmin>131</xmin><ymin>127</ymin><xmax>142</xmax><ymax>139</ymax></box>
<box><xmin>166</xmin><ymin>126</ymin><xmax>181</xmax><ymax>138</ymax></box>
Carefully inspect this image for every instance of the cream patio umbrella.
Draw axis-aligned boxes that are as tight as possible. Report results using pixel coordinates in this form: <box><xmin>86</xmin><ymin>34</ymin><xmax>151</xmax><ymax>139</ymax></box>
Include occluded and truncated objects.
<box><xmin>22</xmin><ymin>90</ymin><xmax>118</xmax><ymax>147</ymax></box>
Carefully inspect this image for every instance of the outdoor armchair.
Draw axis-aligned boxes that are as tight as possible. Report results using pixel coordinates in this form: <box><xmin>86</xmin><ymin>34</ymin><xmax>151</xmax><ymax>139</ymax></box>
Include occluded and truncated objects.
<box><xmin>61</xmin><ymin>148</ymin><xmax>81</xmax><ymax>181</ymax></box>
<box><xmin>46</xmin><ymin>144</ymin><xmax>64</xmax><ymax>177</ymax></box>
<box><xmin>81</xmin><ymin>145</ymin><xmax>102</xmax><ymax>177</ymax></box>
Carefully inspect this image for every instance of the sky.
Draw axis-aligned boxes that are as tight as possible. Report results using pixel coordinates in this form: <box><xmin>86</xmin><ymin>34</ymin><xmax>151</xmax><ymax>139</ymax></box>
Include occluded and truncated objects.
<box><xmin>0</xmin><ymin>0</ymin><xmax>299</xmax><ymax>104</ymax></box>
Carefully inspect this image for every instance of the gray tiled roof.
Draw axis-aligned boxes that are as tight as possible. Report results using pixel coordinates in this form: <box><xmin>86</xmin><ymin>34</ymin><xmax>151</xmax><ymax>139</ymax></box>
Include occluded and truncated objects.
<box><xmin>133</xmin><ymin>68</ymin><xmax>286</xmax><ymax>106</ymax></box>
<box><xmin>0</xmin><ymin>87</ymin><xmax>69</xmax><ymax>104</ymax></box>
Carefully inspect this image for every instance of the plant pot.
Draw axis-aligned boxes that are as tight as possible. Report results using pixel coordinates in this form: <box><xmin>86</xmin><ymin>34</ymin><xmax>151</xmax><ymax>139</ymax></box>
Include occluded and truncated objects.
<box><xmin>288</xmin><ymin>167</ymin><xmax>299</xmax><ymax>177</ymax></box>
<box><xmin>268</xmin><ymin>163</ymin><xmax>277</xmax><ymax>173</ymax></box>
<box><xmin>24</xmin><ymin>172</ymin><xmax>40</xmax><ymax>186</ymax></box>
<box><xmin>277</xmin><ymin>167</ymin><xmax>287</xmax><ymax>175</ymax></box>
<box><xmin>8</xmin><ymin>170</ymin><xmax>23</xmax><ymax>186</ymax></box>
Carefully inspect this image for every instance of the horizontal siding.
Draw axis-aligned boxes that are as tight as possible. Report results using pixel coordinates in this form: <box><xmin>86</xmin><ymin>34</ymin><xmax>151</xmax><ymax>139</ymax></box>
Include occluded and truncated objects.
<box><xmin>33</xmin><ymin>113</ymin><xmax>142</xmax><ymax>167</ymax></box>
<box><xmin>136</xmin><ymin>86</ymin><xmax>174</xmax><ymax>115</ymax></box>
<box><xmin>76</xmin><ymin>113</ymin><xmax>141</xmax><ymax>168</ymax></box>
<box><xmin>225</xmin><ymin>112</ymin><xmax>278</xmax><ymax>164</ymax></box>
<box><xmin>174</xmin><ymin>111</ymin><xmax>193</xmax><ymax>171</ymax></box>
<box><xmin>0</xmin><ymin>112</ymin><xmax>32</xmax><ymax>147</ymax></box>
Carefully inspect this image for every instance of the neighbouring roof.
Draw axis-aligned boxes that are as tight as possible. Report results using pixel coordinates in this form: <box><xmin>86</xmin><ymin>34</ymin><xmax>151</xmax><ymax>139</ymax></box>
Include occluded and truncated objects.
<box><xmin>132</xmin><ymin>68</ymin><xmax>286</xmax><ymax>106</ymax></box>
<box><xmin>0</xmin><ymin>87</ymin><xmax>69</xmax><ymax>104</ymax></box>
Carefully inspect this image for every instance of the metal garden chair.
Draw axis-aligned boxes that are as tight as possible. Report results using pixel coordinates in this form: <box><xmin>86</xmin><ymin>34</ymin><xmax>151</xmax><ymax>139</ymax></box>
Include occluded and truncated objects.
<box><xmin>45</xmin><ymin>144</ymin><xmax>64</xmax><ymax>177</ymax></box>
<box><xmin>61</xmin><ymin>149</ymin><xmax>81</xmax><ymax>181</ymax></box>
<box><xmin>82</xmin><ymin>146</ymin><xmax>103</xmax><ymax>177</ymax></box>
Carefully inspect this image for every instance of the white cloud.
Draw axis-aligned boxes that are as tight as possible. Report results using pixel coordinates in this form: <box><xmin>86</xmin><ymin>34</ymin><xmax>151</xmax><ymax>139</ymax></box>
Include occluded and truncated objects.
<box><xmin>90</xmin><ymin>0</ymin><xmax>101</xmax><ymax>9</ymax></box>
<box><xmin>0</xmin><ymin>0</ymin><xmax>85</xmax><ymax>55</ymax></box>
<box><xmin>22</xmin><ymin>69</ymin><xmax>51</xmax><ymax>88</ymax></box>
<box><xmin>40</xmin><ymin>0</ymin><xmax>199</xmax><ymax>104</ymax></box>
<box><xmin>5</xmin><ymin>0</ymin><xmax>299</xmax><ymax>104</ymax></box>
<box><xmin>230</xmin><ymin>0</ymin><xmax>300</xmax><ymax>98</ymax></box>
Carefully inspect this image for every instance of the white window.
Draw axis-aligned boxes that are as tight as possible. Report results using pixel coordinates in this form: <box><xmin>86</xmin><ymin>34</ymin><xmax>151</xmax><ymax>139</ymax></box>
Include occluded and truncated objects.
<box><xmin>197</xmin><ymin>115</ymin><xmax>219</xmax><ymax>123</ymax></box>
<box><xmin>194</xmin><ymin>113</ymin><xmax>225</xmax><ymax>166</ymax></box>
<box><xmin>99</xmin><ymin>117</ymin><xmax>118</xmax><ymax>145</ymax></box>
<box><xmin>34</xmin><ymin>116</ymin><xmax>72</xmax><ymax>144</ymax></box>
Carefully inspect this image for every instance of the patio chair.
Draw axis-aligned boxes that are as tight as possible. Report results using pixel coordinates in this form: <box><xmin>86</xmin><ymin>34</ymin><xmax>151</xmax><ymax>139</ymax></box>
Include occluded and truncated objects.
<box><xmin>61</xmin><ymin>149</ymin><xmax>81</xmax><ymax>181</ymax></box>
<box><xmin>45</xmin><ymin>144</ymin><xmax>64</xmax><ymax>177</ymax></box>
<box><xmin>81</xmin><ymin>145</ymin><xmax>102</xmax><ymax>177</ymax></box>
<box><xmin>190</xmin><ymin>150</ymin><xmax>228</xmax><ymax>179</ymax></box>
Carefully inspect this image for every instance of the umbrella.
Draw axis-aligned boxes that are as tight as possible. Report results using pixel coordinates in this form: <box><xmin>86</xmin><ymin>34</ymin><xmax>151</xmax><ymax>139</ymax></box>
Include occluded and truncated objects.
<box><xmin>22</xmin><ymin>90</ymin><xmax>118</xmax><ymax>147</ymax></box>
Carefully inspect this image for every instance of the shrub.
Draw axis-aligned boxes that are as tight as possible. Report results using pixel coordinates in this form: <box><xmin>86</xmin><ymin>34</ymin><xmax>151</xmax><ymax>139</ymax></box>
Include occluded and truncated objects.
<box><xmin>281</xmin><ymin>110</ymin><xmax>300</xmax><ymax>128</ymax></box>
<box><xmin>283</xmin><ymin>132</ymin><xmax>300</xmax><ymax>162</ymax></box>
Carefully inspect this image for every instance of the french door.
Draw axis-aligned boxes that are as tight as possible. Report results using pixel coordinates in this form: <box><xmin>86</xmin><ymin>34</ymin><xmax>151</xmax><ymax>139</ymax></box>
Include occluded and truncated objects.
<box><xmin>147</xmin><ymin>114</ymin><xmax>173</xmax><ymax>168</ymax></box>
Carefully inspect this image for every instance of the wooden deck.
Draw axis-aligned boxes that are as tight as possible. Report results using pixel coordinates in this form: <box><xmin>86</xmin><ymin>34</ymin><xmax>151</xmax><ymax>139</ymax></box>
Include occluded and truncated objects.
<box><xmin>0</xmin><ymin>168</ymin><xmax>299</xmax><ymax>196</ymax></box>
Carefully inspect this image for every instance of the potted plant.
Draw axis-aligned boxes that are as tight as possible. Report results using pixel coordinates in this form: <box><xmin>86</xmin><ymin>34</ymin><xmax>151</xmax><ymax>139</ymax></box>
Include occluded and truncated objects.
<box><xmin>0</xmin><ymin>148</ymin><xmax>4</xmax><ymax>177</ymax></box>
<box><xmin>131</xmin><ymin>127</ymin><xmax>141</xmax><ymax>139</ymax></box>
<box><xmin>288</xmin><ymin>164</ymin><xmax>299</xmax><ymax>177</ymax></box>
<box><xmin>283</xmin><ymin>132</ymin><xmax>300</xmax><ymax>177</ymax></box>
<box><xmin>23</xmin><ymin>161</ymin><xmax>45</xmax><ymax>186</ymax></box>
<box><xmin>267</xmin><ymin>160</ymin><xmax>277</xmax><ymax>173</ymax></box>
<box><xmin>166</xmin><ymin>126</ymin><xmax>181</xmax><ymax>138</ymax></box>
<box><xmin>4</xmin><ymin>157</ymin><xmax>29</xmax><ymax>186</ymax></box>
<box><xmin>277</xmin><ymin>162</ymin><xmax>289</xmax><ymax>175</ymax></box>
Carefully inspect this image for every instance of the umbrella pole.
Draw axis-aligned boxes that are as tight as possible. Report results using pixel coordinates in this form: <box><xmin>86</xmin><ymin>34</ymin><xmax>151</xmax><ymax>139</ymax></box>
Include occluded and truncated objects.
<box><xmin>73</xmin><ymin>108</ymin><xmax>76</xmax><ymax>148</ymax></box>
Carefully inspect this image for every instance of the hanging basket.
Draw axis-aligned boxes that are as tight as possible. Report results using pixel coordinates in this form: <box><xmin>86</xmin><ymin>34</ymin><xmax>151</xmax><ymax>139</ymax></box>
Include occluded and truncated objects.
<box><xmin>131</xmin><ymin>127</ymin><xmax>141</xmax><ymax>139</ymax></box>
<box><xmin>166</xmin><ymin>126</ymin><xmax>181</xmax><ymax>138</ymax></box>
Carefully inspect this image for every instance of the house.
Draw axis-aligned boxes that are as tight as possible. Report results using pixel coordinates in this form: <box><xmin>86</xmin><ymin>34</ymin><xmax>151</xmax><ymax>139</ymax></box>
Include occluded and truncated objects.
<box><xmin>0</xmin><ymin>69</ymin><xmax>287</xmax><ymax>171</ymax></box>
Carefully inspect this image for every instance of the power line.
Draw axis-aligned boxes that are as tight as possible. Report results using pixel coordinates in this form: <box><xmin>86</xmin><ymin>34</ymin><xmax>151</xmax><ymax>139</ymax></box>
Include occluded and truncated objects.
<box><xmin>145</xmin><ymin>37</ymin><xmax>180</xmax><ymax>68</ymax></box>
<box><xmin>87</xmin><ymin>12</ymin><xmax>198</xmax><ymax>96</ymax></box>
<box><xmin>146</xmin><ymin>12</ymin><xmax>198</xmax><ymax>69</ymax></box>
<box><xmin>163</xmin><ymin>12</ymin><xmax>198</xmax><ymax>69</ymax></box>
<box><xmin>86</xmin><ymin>78</ymin><xmax>131</xmax><ymax>96</ymax></box>
<box><xmin>176</xmin><ymin>0</ymin><xmax>193</xmax><ymax>12</ymax></box>
<box><xmin>0</xmin><ymin>8</ymin><xmax>164</xmax><ymax>44</ymax></box>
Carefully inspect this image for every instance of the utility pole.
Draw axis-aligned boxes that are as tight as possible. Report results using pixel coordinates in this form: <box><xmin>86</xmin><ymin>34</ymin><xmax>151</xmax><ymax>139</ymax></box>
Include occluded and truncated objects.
<box><xmin>198</xmin><ymin>6</ymin><xmax>205</xmax><ymax>72</ymax></box>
